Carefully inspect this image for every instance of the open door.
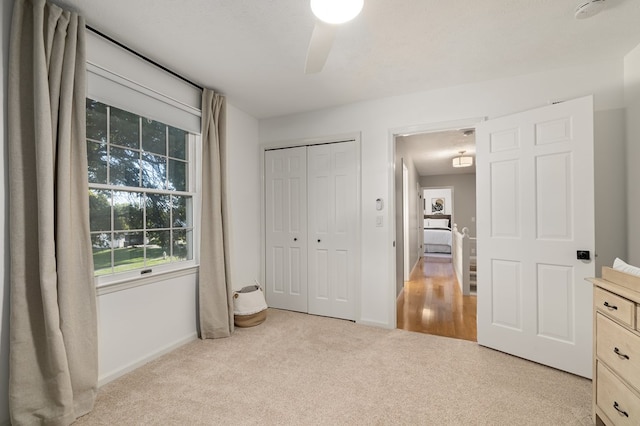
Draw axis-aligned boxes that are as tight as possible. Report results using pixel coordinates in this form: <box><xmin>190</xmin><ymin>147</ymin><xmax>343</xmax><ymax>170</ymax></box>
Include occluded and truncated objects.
<box><xmin>476</xmin><ymin>96</ymin><xmax>595</xmax><ymax>378</ymax></box>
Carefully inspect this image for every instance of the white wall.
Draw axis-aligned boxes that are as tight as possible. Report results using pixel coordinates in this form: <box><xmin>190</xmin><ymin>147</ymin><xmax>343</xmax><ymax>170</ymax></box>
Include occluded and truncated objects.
<box><xmin>1</xmin><ymin>0</ymin><xmax>11</xmax><ymax>423</ymax></box>
<box><xmin>594</xmin><ymin>109</ymin><xmax>627</xmax><ymax>273</ymax></box>
<box><xmin>96</xmin><ymin>273</ymin><xmax>197</xmax><ymax>384</ymax></box>
<box><xmin>421</xmin><ymin>175</ymin><xmax>476</xmax><ymax>237</ymax></box>
<box><xmin>226</xmin><ymin>105</ymin><xmax>261</xmax><ymax>289</ymax></box>
<box><xmin>625</xmin><ymin>43</ymin><xmax>640</xmax><ymax>265</ymax></box>
<box><xmin>259</xmin><ymin>59</ymin><xmax>626</xmax><ymax>328</ymax></box>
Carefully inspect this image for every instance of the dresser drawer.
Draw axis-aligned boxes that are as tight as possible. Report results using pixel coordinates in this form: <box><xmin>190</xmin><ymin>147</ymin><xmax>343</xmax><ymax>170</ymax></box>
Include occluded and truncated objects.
<box><xmin>597</xmin><ymin>362</ymin><xmax>640</xmax><ymax>426</ymax></box>
<box><xmin>595</xmin><ymin>287</ymin><xmax>635</xmax><ymax>328</ymax></box>
<box><xmin>597</xmin><ymin>313</ymin><xmax>640</xmax><ymax>393</ymax></box>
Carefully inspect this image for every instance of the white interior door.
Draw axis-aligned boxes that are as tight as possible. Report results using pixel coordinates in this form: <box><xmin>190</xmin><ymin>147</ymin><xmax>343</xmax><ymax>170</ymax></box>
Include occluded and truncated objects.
<box><xmin>476</xmin><ymin>96</ymin><xmax>595</xmax><ymax>378</ymax></box>
<box><xmin>308</xmin><ymin>142</ymin><xmax>358</xmax><ymax>320</ymax></box>
<box><xmin>265</xmin><ymin>147</ymin><xmax>308</xmax><ymax>313</ymax></box>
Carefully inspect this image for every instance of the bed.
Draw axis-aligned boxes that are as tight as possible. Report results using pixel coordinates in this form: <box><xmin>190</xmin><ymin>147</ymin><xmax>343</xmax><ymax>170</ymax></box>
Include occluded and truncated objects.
<box><xmin>424</xmin><ymin>214</ymin><xmax>452</xmax><ymax>254</ymax></box>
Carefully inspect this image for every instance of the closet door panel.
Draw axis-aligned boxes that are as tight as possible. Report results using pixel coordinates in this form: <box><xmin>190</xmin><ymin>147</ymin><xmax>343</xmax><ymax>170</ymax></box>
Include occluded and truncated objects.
<box><xmin>308</xmin><ymin>142</ymin><xmax>357</xmax><ymax>320</ymax></box>
<box><xmin>265</xmin><ymin>147</ymin><xmax>308</xmax><ymax>312</ymax></box>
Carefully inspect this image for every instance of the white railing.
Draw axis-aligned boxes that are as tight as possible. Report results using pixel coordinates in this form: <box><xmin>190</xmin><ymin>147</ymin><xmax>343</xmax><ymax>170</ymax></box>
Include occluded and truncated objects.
<box><xmin>452</xmin><ymin>224</ymin><xmax>474</xmax><ymax>296</ymax></box>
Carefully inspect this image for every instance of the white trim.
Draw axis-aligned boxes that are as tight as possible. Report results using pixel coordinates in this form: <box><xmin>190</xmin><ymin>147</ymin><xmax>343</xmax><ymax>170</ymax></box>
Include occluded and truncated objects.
<box><xmin>388</xmin><ymin>117</ymin><xmax>485</xmax><ymax>329</ymax></box>
<box><xmin>96</xmin><ymin>264</ymin><xmax>198</xmax><ymax>296</ymax></box>
<box><xmin>260</xmin><ymin>132</ymin><xmax>359</xmax><ymax>151</ymax></box>
<box><xmin>97</xmin><ymin>332</ymin><xmax>198</xmax><ymax>386</ymax></box>
<box><xmin>357</xmin><ymin>318</ymin><xmax>395</xmax><ymax>329</ymax></box>
<box><xmin>389</xmin><ymin>117</ymin><xmax>485</xmax><ymax>138</ymax></box>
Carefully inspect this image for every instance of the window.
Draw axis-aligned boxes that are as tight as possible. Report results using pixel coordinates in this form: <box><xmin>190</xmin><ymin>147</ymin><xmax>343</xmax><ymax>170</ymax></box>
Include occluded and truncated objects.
<box><xmin>86</xmin><ymin>99</ymin><xmax>195</xmax><ymax>278</ymax></box>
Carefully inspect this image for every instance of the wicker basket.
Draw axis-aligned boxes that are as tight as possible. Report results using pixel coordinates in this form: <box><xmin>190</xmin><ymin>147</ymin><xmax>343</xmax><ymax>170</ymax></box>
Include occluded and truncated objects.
<box><xmin>233</xmin><ymin>285</ymin><xmax>267</xmax><ymax>328</ymax></box>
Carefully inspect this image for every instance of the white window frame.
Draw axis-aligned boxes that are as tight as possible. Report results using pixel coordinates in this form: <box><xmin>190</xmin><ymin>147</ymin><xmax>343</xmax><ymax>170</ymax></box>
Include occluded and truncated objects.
<box><xmin>85</xmin><ymin>30</ymin><xmax>203</xmax><ymax>291</ymax></box>
<box><xmin>87</xmin><ymin>99</ymin><xmax>202</xmax><ymax>289</ymax></box>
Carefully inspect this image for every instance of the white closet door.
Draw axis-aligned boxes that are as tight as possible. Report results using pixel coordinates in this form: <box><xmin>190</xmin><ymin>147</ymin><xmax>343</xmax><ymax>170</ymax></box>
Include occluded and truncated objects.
<box><xmin>265</xmin><ymin>147</ymin><xmax>308</xmax><ymax>313</ymax></box>
<box><xmin>307</xmin><ymin>142</ymin><xmax>358</xmax><ymax>320</ymax></box>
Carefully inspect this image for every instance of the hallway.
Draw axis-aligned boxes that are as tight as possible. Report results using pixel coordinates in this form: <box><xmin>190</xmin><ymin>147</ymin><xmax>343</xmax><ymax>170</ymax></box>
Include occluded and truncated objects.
<box><xmin>396</xmin><ymin>255</ymin><xmax>477</xmax><ymax>341</ymax></box>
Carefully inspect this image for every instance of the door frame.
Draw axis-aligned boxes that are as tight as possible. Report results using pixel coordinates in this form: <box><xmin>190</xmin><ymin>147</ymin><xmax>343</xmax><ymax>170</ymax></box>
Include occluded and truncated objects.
<box><xmin>388</xmin><ymin>118</ymin><xmax>484</xmax><ymax>328</ymax></box>
<box><xmin>403</xmin><ymin>161</ymin><xmax>410</xmax><ymax>281</ymax></box>
<box><xmin>260</xmin><ymin>132</ymin><xmax>363</xmax><ymax>321</ymax></box>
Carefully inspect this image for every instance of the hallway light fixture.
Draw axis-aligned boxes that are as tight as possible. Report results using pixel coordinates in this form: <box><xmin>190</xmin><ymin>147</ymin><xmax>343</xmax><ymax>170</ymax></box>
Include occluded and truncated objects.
<box><xmin>310</xmin><ymin>0</ymin><xmax>364</xmax><ymax>24</ymax></box>
<box><xmin>452</xmin><ymin>151</ymin><xmax>473</xmax><ymax>168</ymax></box>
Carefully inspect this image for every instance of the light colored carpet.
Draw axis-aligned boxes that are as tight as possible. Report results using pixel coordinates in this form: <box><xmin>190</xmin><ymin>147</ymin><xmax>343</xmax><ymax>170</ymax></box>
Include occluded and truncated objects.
<box><xmin>76</xmin><ymin>309</ymin><xmax>592</xmax><ymax>425</ymax></box>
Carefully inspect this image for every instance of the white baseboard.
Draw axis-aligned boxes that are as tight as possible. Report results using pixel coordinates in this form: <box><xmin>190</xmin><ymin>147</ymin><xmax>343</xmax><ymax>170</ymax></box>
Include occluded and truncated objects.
<box><xmin>357</xmin><ymin>318</ymin><xmax>394</xmax><ymax>329</ymax></box>
<box><xmin>98</xmin><ymin>333</ymin><xmax>198</xmax><ymax>387</ymax></box>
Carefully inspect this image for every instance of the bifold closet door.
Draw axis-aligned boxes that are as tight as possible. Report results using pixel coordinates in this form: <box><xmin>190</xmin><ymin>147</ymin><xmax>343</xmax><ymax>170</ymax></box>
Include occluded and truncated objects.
<box><xmin>265</xmin><ymin>147</ymin><xmax>308</xmax><ymax>313</ymax></box>
<box><xmin>307</xmin><ymin>142</ymin><xmax>357</xmax><ymax>320</ymax></box>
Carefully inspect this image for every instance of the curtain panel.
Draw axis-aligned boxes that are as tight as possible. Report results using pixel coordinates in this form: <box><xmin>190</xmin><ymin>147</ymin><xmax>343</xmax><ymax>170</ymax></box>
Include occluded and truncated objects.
<box><xmin>8</xmin><ymin>0</ymin><xmax>98</xmax><ymax>424</ymax></box>
<box><xmin>198</xmin><ymin>89</ymin><xmax>234</xmax><ymax>339</ymax></box>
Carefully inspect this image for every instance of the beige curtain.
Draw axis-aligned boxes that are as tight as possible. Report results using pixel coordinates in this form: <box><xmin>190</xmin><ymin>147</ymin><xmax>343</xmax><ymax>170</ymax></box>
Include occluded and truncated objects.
<box><xmin>199</xmin><ymin>89</ymin><xmax>234</xmax><ymax>339</ymax></box>
<box><xmin>8</xmin><ymin>0</ymin><xmax>98</xmax><ymax>424</ymax></box>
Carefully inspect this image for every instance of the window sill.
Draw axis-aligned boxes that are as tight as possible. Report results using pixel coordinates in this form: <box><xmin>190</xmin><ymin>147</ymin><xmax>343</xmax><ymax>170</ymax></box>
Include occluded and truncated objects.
<box><xmin>96</xmin><ymin>264</ymin><xmax>199</xmax><ymax>296</ymax></box>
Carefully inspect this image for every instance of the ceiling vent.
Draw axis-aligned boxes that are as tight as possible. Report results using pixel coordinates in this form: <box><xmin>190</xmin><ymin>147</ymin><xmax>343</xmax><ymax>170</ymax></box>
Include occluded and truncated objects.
<box><xmin>574</xmin><ymin>0</ymin><xmax>606</xmax><ymax>19</ymax></box>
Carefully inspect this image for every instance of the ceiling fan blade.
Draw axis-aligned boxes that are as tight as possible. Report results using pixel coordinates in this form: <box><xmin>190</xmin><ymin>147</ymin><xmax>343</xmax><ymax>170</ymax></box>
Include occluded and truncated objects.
<box><xmin>304</xmin><ymin>22</ymin><xmax>338</xmax><ymax>74</ymax></box>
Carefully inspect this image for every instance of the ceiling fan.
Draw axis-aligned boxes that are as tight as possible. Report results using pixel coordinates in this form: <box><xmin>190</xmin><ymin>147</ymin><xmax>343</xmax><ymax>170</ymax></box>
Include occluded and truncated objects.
<box><xmin>304</xmin><ymin>0</ymin><xmax>364</xmax><ymax>74</ymax></box>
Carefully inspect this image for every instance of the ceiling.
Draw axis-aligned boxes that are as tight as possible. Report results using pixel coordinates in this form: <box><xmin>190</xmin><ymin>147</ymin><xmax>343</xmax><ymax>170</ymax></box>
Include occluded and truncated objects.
<box><xmin>397</xmin><ymin>130</ymin><xmax>476</xmax><ymax>177</ymax></box>
<box><xmin>54</xmin><ymin>0</ymin><xmax>640</xmax><ymax>120</ymax></box>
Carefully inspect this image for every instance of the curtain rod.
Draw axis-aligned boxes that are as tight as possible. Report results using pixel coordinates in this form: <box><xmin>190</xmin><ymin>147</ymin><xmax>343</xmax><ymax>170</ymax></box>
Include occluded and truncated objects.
<box><xmin>86</xmin><ymin>25</ymin><xmax>204</xmax><ymax>92</ymax></box>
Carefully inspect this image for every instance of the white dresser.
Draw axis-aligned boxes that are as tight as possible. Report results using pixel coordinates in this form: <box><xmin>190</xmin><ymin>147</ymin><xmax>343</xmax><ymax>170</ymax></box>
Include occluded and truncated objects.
<box><xmin>590</xmin><ymin>267</ymin><xmax>640</xmax><ymax>425</ymax></box>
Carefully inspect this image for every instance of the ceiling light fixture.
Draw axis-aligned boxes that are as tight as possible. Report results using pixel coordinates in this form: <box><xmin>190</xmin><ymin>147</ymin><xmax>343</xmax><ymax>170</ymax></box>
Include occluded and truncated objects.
<box><xmin>310</xmin><ymin>0</ymin><xmax>364</xmax><ymax>24</ymax></box>
<box><xmin>452</xmin><ymin>151</ymin><xmax>473</xmax><ymax>168</ymax></box>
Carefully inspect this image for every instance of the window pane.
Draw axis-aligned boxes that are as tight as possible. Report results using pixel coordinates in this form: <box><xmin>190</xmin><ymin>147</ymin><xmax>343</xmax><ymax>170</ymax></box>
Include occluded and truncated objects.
<box><xmin>146</xmin><ymin>230</ymin><xmax>171</xmax><ymax>266</ymax></box>
<box><xmin>109</xmin><ymin>146</ymin><xmax>140</xmax><ymax>187</ymax></box>
<box><xmin>142</xmin><ymin>119</ymin><xmax>166</xmax><ymax>156</ymax></box>
<box><xmin>87</xmin><ymin>99</ymin><xmax>194</xmax><ymax>277</ymax></box>
<box><xmin>86</xmin><ymin>99</ymin><xmax>107</xmax><ymax>142</ymax></box>
<box><xmin>87</xmin><ymin>141</ymin><xmax>107</xmax><ymax>184</ymax></box>
<box><xmin>89</xmin><ymin>189</ymin><xmax>111</xmax><ymax>232</ymax></box>
<box><xmin>141</xmin><ymin>152</ymin><xmax>167</xmax><ymax>190</ymax></box>
<box><xmin>172</xmin><ymin>229</ymin><xmax>192</xmax><ymax>261</ymax></box>
<box><xmin>113</xmin><ymin>191</ymin><xmax>143</xmax><ymax>231</ymax></box>
<box><xmin>172</xmin><ymin>195</ymin><xmax>190</xmax><ymax>227</ymax></box>
<box><xmin>168</xmin><ymin>159</ymin><xmax>187</xmax><ymax>191</ymax></box>
<box><xmin>168</xmin><ymin>127</ymin><xmax>187</xmax><ymax>160</ymax></box>
<box><xmin>113</xmin><ymin>232</ymin><xmax>145</xmax><ymax>272</ymax></box>
<box><xmin>92</xmin><ymin>233</ymin><xmax>112</xmax><ymax>276</ymax></box>
<box><xmin>146</xmin><ymin>194</ymin><xmax>171</xmax><ymax>229</ymax></box>
<box><xmin>110</xmin><ymin>107</ymin><xmax>139</xmax><ymax>148</ymax></box>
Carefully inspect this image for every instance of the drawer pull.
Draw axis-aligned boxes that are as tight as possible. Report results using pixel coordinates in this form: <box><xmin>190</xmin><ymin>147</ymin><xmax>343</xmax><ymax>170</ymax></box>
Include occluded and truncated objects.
<box><xmin>614</xmin><ymin>347</ymin><xmax>630</xmax><ymax>360</ymax></box>
<box><xmin>603</xmin><ymin>301</ymin><xmax>618</xmax><ymax>310</ymax></box>
<box><xmin>614</xmin><ymin>401</ymin><xmax>629</xmax><ymax>418</ymax></box>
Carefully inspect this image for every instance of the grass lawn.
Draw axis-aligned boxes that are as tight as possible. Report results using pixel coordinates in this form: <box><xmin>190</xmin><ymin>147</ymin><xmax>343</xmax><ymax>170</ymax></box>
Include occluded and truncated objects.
<box><xmin>93</xmin><ymin>246</ymin><xmax>182</xmax><ymax>275</ymax></box>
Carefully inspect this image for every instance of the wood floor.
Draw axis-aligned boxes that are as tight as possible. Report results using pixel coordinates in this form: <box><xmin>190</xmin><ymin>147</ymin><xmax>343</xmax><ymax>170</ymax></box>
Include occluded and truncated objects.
<box><xmin>396</xmin><ymin>255</ymin><xmax>477</xmax><ymax>341</ymax></box>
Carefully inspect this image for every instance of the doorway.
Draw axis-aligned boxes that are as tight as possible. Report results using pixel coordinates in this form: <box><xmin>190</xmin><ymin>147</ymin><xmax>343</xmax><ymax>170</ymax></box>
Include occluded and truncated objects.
<box><xmin>393</xmin><ymin>126</ymin><xmax>478</xmax><ymax>341</ymax></box>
